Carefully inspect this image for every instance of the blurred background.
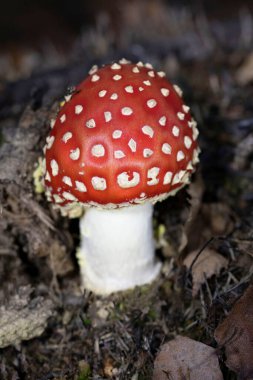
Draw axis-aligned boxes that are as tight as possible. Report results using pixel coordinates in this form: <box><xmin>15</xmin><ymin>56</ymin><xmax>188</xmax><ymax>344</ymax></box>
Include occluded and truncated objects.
<box><xmin>1</xmin><ymin>0</ymin><xmax>253</xmax><ymax>81</ymax></box>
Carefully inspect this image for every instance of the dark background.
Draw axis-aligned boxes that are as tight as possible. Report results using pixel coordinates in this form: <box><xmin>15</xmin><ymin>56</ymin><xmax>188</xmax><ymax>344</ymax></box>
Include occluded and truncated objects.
<box><xmin>1</xmin><ymin>0</ymin><xmax>252</xmax><ymax>51</ymax></box>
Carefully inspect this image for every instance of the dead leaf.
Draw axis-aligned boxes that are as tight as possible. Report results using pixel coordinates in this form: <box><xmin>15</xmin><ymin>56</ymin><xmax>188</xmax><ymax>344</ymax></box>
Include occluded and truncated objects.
<box><xmin>215</xmin><ymin>283</ymin><xmax>253</xmax><ymax>379</ymax></box>
<box><xmin>202</xmin><ymin>203</ymin><xmax>234</xmax><ymax>235</ymax></box>
<box><xmin>183</xmin><ymin>249</ymin><xmax>228</xmax><ymax>296</ymax></box>
<box><xmin>153</xmin><ymin>335</ymin><xmax>223</xmax><ymax>380</ymax></box>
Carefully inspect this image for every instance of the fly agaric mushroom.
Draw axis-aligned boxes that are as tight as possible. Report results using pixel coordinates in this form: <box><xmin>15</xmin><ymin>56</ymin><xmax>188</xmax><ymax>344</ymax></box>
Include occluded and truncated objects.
<box><xmin>44</xmin><ymin>59</ymin><xmax>200</xmax><ymax>294</ymax></box>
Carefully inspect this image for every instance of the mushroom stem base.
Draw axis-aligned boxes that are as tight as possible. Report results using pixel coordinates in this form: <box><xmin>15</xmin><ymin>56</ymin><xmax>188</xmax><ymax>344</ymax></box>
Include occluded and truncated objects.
<box><xmin>78</xmin><ymin>203</ymin><xmax>161</xmax><ymax>295</ymax></box>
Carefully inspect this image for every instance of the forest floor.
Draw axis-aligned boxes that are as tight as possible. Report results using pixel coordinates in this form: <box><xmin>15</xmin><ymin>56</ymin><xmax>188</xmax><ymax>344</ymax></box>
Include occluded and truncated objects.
<box><xmin>0</xmin><ymin>2</ymin><xmax>253</xmax><ymax>379</ymax></box>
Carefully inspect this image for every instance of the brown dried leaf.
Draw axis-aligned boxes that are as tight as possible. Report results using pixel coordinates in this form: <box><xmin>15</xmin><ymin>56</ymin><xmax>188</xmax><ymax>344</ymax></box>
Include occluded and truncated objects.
<box><xmin>153</xmin><ymin>335</ymin><xmax>223</xmax><ymax>380</ymax></box>
<box><xmin>215</xmin><ymin>283</ymin><xmax>253</xmax><ymax>379</ymax></box>
<box><xmin>183</xmin><ymin>249</ymin><xmax>228</xmax><ymax>296</ymax></box>
<box><xmin>202</xmin><ymin>203</ymin><xmax>234</xmax><ymax>235</ymax></box>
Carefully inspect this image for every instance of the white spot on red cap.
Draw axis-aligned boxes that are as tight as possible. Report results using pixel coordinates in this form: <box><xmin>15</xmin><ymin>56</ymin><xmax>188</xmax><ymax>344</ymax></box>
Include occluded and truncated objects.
<box><xmin>99</xmin><ymin>90</ymin><xmax>107</xmax><ymax>98</ymax></box>
<box><xmin>86</xmin><ymin>119</ymin><xmax>96</xmax><ymax>128</ymax></box>
<box><xmin>159</xmin><ymin>116</ymin><xmax>166</xmax><ymax>126</ymax></box>
<box><xmin>62</xmin><ymin>192</ymin><xmax>78</xmax><ymax>201</ymax></box>
<box><xmin>91</xmin><ymin>144</ymin><xmax>105</xmax><ymax>157</ymax></box>
<box><xmin>128</xmin><ymin>138</ymin><xmax>137</xmax><ymax>152</ymax></box>
<box><xmin>121</xmin><ymin>107</ymin><xmax>133</xmax><ymax>116</ymax></box>
<box><xmin>139</xmin><ymin>87</ymin><xmax>144</xmax><ymax>92</ymax></box>
<box><xmin>50</xmin><ymin>119</ymin><xmax>56</xmax><ymax>128</ymax></box>
<box><xmin>145</xmin><ymin>63</ymin><xmax>153</xmax><ymax>69</ymax></box>
<box><xmin>162</xmin><ymin>143</ymin><xmax>172</xmax><ymax>154</ymax></box>
<box><xmin>117</xmin><ymin>172</ymin><xmax>140</xmax><ymax>188</ymax></box>
<box><xmin>163</xmin><ymin>171</ymin><xmax>172</xmax><ymax>185</ymax></box>
<box><xmin>142</xmin><ymin>125</ymin><xmax>154</xmax><ymax>138</ymax></box>
<box><xmin>60</xmin><ymin>114</ymin><xmax>66</xmax><ymax>123</ymax></box>
<box><xmin>192</xmin><ymin>126</ymin><xmax>199</xmax><ymax>140</ymax></box>
<box><xmin>137</xmin><ymin>61</ymin><xmax>144</xmax><ymax>67</ymax></box>
<box><xmin>119</xmin><ymin>58</ymin><xmax>130</xmax><ymax>64</ymax></box>
<box><xmin>157</xmin><ymin>71</ymin><xmax>166</xmax><ymax>78</ymax></box>
<box><xmin>148</xmin><ymin>71</ymin><xmax>155</xmax><ymax>77</ymax></box>
<box><xmin>177</xmin><ymin>150</ymin><xmax>185</xmax><ymax>162</ymax></box>
<box><xmin>125</xmin><ymin>86</ymin><xmax>133</xmax><ymax>93</ymax></box>
<box><xmin>172</xmin><ymin>173</ymin><xmax>180</xmax><ymax>185</ymax></box>
<box><xmin>161</xmin><ymin>88</ymin><xmax>169</xmax><ymax>97</ymax></box>
<box><xmin>89</xmin><ymin>65</ymin><xmax>98</xmax><ymax>75</ymax></box>
<box><xmin>147</xmin><ymin>167</ymin><xmax>160</xmax><ymax>186</ymax></box>
<box><xmin>173</xmin><ymin>84</ymin><xmax>183</xmax><ymax>97</ymax></box>
<box><xmin>112</xmin><ymin>130</ymin><xmax>122</xmax><ymax>139</ymax></box>
<box><xmin>46</xmin><ymin>136</ymin><xmax>55</xmax><ymax>150</ymax></box>
<box><xmin>113</xmin><ymin>74</ymin><xmax>122</xmax><ymax>81</ymax></box>
<box><xmin>50</xmin><ymin>159</ymin><xmax>59</xmax><ymax>176</ymax></box>
<box><xmin>62</xmin><ymin>132</ymin><xmax>72</xmax><ymax>143</ymax></box>
<box><xmin>132</xmin><ymin>66</ymin><xmax>140</xmax><ymax>73</ymax></box>
<box><xmin>178</xmin><ymin>170</ymin><xmax>187</xmax><ymax>181</ymax></box>
<box><xmin>111</xmin><ymin>63</ymin><xmax>121</xmax><ymax>70</ymax></box>
<box><xmin>147</xmin><ymin>99</ymin><xmax>157</xmax><ymax>108</ymax></box>
<box><xmin>45</xmin><ymin>171</ymin><xmax>51</xmax><ymax>182</ymax></box>
<box><xmin>70</xmin><ymin>148</ymin><xmax>80</xmax><ymax>160</ymax></box>
<box><xmin>172</xmin><ymin>126</ymin><xmax>180</xmax><ymax>137</ymax></box>
<box><xmin>143</xmin><ymin>148</ymin><xmax>153</xmax><ymax>158</ymax></box>
<box><xmin>91</xmin><ymin>74</ymin><xmax>100</xmax><ymax>82</ymax></box>
<box><xmin>177</xmin><ymin>112</ymin><xmax>185</xmax><ymax>121</ymax></box>
<box><xmin>110</xmin><ymin>93</ymin><xmax>118</xmax><ymax>100</ymax></box>
<box><xmin>183</xmin><ymin>105</ymin><xmax>190</xmax><ymax>113</ymax></box>
<box><xmin>62</xmin><ymin>176</ymin><xmax>72</xmax><ymax>186</ymax></box>
<box><xmin>143</xmin><ymin>80</ymin><xmax>151</xmax><ymax>86</ymax></box>
<box><xmin>184</xmin><ymin>136</ymin><xmax>192</xmax><ymax>149</ymax></box>
<box><xmin>187</xmin><ymin>161</ymin><xmax>194</xmax><ymax>170</ymax></box>
<box><xmin>114</xmin><ymin>150</ymin><xmax>125</xmax><ymax>159</ymax></box>
<box><xmin>53</xmin><ymin>194</ymin><xmax>64</xmax><ymax>203</ymax></box>
<box><xmin>75</xmin><ymin>105</ymin><xmax>83</xmax><ymax>114</ymax></box>
<box><xmin>75</xmin><ymin>181</ymin><xmax>87</xmax><ymax>192</ymax></box>
<box><xmin>92</xmin><ymin>176</ymin><xmax>107</xmax><ymax>190</ymax></box>
<box><xmin>193</xmin><ymin>148</ymin><xmax>200</xmax><ymax>164</ymax></box>
<box><xmin>188</xmin><ymin>119</ymin><xmax>197</xmax><ymax>128</ymax></box>
<box><xmin>104</xmin><ymin>111</ymin><xmax>112</xmax><ymax>122</ymax></box>
<box><xmin>65</xmin><ymin>94</ymin><xmax>72</xmax><ymax>102</ymax></box>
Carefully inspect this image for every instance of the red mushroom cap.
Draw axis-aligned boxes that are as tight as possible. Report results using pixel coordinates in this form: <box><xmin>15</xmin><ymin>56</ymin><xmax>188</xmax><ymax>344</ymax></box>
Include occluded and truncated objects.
<box><xmin>44</xmin><ymin>60</ymin><xmax>200</xmax><ymax>208</ymax></box>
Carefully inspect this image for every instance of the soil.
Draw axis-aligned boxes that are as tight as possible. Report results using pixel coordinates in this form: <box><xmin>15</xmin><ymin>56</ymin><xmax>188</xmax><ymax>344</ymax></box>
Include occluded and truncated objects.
<box><xmin>0</xmin><ymin>1</ymin><xmax>253</xmax><ymax>379</ymax></box>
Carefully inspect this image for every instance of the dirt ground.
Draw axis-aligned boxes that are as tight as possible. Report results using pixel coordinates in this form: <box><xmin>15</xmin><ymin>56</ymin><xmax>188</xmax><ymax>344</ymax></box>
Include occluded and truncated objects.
<box><xmin>0</xmin><ymin>1</ymin><xmax>253</xmax><ymax>379</ymax></box>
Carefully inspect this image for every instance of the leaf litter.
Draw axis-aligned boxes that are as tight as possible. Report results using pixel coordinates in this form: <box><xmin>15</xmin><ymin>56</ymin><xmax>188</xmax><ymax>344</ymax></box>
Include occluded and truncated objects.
<box><xmin>0</xmin><ymin>1</ymin><xmax>253</xmax><ymax>379</ymax></box>
<box><xmin>153</xmin><ymin>335</ymin><xmax>223</xmax><ymax>380</ymax></box>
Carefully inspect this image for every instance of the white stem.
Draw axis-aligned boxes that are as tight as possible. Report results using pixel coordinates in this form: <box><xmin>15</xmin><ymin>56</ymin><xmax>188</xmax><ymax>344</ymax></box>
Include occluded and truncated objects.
<box><xmin>78</xmin><ymin>203</ymin><xmax>161</xmax><ymax>294</ymax></box>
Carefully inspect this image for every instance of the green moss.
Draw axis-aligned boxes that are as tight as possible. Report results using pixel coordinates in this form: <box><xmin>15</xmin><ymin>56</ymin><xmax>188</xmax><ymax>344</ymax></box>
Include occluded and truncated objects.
<box><xmin>77</xmin><ymin>361</ymin><xmax>91</xmax><ymax>380</ymax></box>
<box><xmin>147</xmin><ymin>308</ymin><xmax>157</xmax><ymax>321</ymax></box>
<box><xmin>80</xmin><ymin>314</ymin><xmax>92</xmax><ymax>327</ymax></box>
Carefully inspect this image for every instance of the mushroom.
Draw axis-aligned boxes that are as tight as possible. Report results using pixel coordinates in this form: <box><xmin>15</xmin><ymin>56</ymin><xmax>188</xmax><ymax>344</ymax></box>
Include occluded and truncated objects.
<box><xmin>44</xmin><ymin>60</ymin><xmax>200</xmax><ymax>294</ymax></box>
